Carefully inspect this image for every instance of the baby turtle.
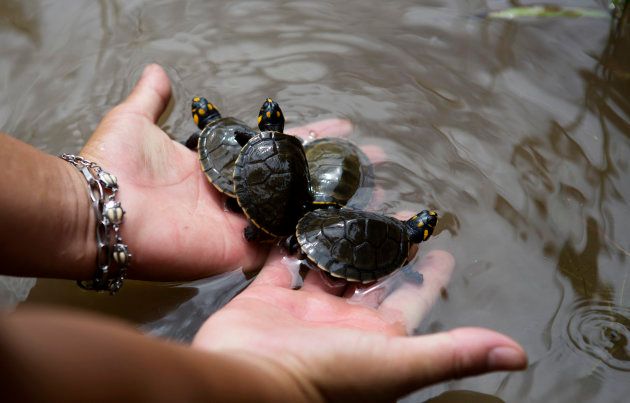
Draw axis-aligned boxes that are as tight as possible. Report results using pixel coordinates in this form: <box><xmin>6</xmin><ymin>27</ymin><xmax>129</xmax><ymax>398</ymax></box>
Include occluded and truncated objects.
<box><xmin>304</xmin><ymin>138</ymin><xmax>373</xmax><ymax>208</ymax></box>
<box><xmin>233</xmin><ymin>98</ymin><xmax>313</xmax><ymax>241</ymax></box>
<box><xmin>186</xmin><ymin>97</ymin><xmax>256</xmax><ymax>197</ymax></box>
<box><xmin>295</xmin><ymin>209</ymin><xmax>438</xmax><ymax>283</ymax></box>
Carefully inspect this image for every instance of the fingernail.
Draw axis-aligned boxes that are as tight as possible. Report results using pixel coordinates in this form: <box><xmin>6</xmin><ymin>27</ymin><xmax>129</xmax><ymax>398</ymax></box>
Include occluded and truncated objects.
<box><xmin>140</xmin><ymin>64</ymin><xmax>155</xmax><ymax>79</ymax></box>
<box><xmin>487</xmin><ymin>346</ymin><xmax>527</xmax><ymax>370</ymax></box>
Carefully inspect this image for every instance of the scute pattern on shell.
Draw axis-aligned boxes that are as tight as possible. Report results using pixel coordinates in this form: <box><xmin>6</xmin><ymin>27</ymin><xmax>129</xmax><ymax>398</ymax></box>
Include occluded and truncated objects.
<box><xmin>234</xmin><ymin>131</ymin><xmax>312</xmax><ymax>237</ymax></box>
<box><xmin>296</xmin><ymin>209</ymin><xmax>409</xmax><ymax>283</ymax></box>
<box><xmin>305</xmin><ymin>138</ymin><xmax>372</xmax><ymax>208</ymax></box>
<box><xmin>199</xmin><ymin>117</ymin><xmax>254</xmax><ymax>196</ymax></box>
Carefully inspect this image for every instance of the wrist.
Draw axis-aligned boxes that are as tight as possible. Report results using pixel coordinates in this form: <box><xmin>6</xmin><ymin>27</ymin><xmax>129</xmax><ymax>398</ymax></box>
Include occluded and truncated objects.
<box><xmin>59</xmin><ymin>154</ymin><xmax>131</xmax><ymax>293</ymax></box>
<box><xmin>207</xmin><ymin>350</ymin><xmax>324</xmax><ymax>403</ymax></box>
<box><xmin>0</xmin><ymin>133</ymin><xmax>97</xmax><ymax>279</ymax></box>
<box><xmin>55</xmin><ymin>155</ymin><xmax>97</xmax><ymax>279</ymax></box>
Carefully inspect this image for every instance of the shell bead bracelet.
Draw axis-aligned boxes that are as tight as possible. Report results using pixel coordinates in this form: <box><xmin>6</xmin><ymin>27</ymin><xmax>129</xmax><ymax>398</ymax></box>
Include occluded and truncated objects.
<box><xmin>60</xmin><ymin>154</ymin><xmax>131</xmax><ymax>294</ymax></box>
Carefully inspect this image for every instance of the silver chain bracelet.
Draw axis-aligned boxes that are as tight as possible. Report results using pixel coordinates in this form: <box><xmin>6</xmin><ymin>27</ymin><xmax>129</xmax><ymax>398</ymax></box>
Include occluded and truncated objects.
<box><xmin>60</xmin><ymin>154</ymin><xmax>131</xmax><ymax>294</ymax></box>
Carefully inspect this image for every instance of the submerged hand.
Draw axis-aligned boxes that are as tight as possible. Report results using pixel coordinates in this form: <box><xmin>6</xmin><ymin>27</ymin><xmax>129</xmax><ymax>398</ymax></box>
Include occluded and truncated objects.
<box><xmin>194</xmin><ymin>250</ymin><xmax>527</xmax><ymax>402</ymax></box>
<box><xmin>79</xmin><ymin>64</ymin><xmax>351</xmax><ymax>281</ymax></box>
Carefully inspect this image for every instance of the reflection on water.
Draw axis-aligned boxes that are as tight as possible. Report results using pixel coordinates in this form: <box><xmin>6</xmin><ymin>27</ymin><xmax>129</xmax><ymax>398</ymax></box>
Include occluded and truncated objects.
<box><xmin>1</xmin><ymin>1</ymin><xmax>629</xmax><ymax>402</ymax></box>
<box><xmin>567</xmin><ymin>299</ymin><xmax>630</xmax><ymax>371</ymax></box>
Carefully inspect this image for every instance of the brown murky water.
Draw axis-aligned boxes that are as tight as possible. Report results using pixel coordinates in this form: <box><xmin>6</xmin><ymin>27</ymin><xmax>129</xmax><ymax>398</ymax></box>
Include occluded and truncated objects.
<box><xmin>1</xmin><ymin>1</ymin><xmax>629</xmax><ymax>401</ymax></box>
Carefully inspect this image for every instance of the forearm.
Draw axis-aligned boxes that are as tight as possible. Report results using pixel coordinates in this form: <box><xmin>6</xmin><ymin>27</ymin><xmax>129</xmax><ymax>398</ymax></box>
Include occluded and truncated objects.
<box><xmin>0</xmin><ymin>133</ymin><xmax>94</xmax><ymax>279</ymax></box>
<box><xmin>0</xmin><ymin>308</ymin><xmax>313</xmax><ymax>403</ymax></box>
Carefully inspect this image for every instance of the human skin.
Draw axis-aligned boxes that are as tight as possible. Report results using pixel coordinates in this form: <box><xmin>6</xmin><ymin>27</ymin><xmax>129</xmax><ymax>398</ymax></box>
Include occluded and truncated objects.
<box><xmin>0</xmin><ymin>64</ymin><xmax>351</xmax><ymax>281</ymax></box>
<box><xmin>0</xmin><ymin>64</ymin><xmax>527</xmax><ymax>402</ymax></box>
<box><xmin>0</xmin><ymin>249</ymin><xmax>526</xmax><ymax>403</ymax></box>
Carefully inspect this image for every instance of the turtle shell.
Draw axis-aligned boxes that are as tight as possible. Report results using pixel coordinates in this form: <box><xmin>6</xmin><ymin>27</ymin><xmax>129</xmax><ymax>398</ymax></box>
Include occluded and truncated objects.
<box><xmin>304</xmin><ymin>138</ymin><xmax>373</xmax><ymax>208</ymax></box>
<box><xmin>296</xmin><ymin>209</ymin><xmax>410</xmax><ymax>283</ymax></box>
<box><xmin>233</xmin><ymin>131</ymin><xmax>312</xmax><ymax>237</ymax></box>
<box><xmin>199</xmin><ymin>117</ymin><xmax>255</xmax><ymax>196</ymax></box>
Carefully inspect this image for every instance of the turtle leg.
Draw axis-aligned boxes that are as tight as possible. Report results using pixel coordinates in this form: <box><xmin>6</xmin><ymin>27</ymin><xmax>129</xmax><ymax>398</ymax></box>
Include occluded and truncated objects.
<box><xmin>224</xmin><ymin>197</ymin><xmax>243</xmax><ymax>214</ymax></box>
<box><xmin>284</xmin><ymin>235</ymin><xmax>300</xmax><ymax>255</ymax></box>
<box><xmin>243</xmin><ymin>224</ymin><xmax>273</xmax><ymax>242</ymax></box>
<box><xmin>234</xmin><ymin>128</ymin><xmax>256</xmax><ymax>147</ymax></box>
<box><xmin>182</xmin><ymin>131</ymin><xmax>200</xmax><ymax>150</ymax></box>
<box><xmin>243</xmin><ymin>225</ymin><xmax>258</xmax><ymax>241</ymax></box>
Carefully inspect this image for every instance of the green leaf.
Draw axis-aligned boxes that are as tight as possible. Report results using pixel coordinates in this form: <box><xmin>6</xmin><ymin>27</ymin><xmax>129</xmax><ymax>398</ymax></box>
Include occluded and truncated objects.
<box><xmin>487</xmin><ymin>5</ymin><xmax>610</xmax><ymax>19</ymax></box>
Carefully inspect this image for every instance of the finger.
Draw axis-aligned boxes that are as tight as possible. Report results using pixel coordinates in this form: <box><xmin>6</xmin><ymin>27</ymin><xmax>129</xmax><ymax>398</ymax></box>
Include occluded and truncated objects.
<box><xmin>390</xmin><ymin>328</ymin><xmax>527</xmax><ymax>392</ymax></box>
<box><xmin>324</xmin><ymin>327</ymin><xmax>526</xmax><ymax>402</ymax></box>
<box><xmin>359</xmin><ymin>144</ymin><xmax>387</xmax><ymax>165</ymax></box>
<box><xmin>117</xmin><ymin>64</ymin><xmax>172</xmax><ymax>123</ymax></box>
<box><xmin>379</xmin><ymin>250</ymin><xmax>454</xmax><ymax>334</ymax></box>
<box><xmin>286</xmin><ymin>118</ymin><xmax>353</xmax><ymax>141</ymax></box>
<box><xmin>253</xmin><ymin>248</ymin><xmax>297</xmax><ymax>288</ymax></box>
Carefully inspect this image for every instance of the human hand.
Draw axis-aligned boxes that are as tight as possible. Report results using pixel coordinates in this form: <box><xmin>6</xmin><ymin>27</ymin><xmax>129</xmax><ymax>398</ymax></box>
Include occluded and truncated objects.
<box><xmin>80</xmin><ymin>64</ymin><xmax>352</xmax><ymax>281</ymax></box>
<box><xmin>193</xmin><ymin>249</ymin><xmax>527</xmax><ymax>402</ymax></box>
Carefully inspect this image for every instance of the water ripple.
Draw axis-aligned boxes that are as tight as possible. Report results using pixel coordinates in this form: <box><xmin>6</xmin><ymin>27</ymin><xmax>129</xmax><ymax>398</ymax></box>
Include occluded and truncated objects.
<box><xmin>567</xmin><ymin>300</ymin><xmax>630</xmax><ymax>371</ymax></box>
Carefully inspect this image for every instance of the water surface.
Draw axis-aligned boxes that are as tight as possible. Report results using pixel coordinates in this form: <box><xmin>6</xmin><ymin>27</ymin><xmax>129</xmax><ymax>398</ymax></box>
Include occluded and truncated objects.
<box><xmin>1</xmin><ymin>1</ymin><xmax>629</xmax><ymax>401</ymax></box>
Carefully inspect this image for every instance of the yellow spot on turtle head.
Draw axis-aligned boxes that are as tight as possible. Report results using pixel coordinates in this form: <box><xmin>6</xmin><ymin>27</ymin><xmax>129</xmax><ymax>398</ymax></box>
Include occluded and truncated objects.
<box><xmin>423</xmin><ymin>229</ymin><xmax>429</xmax><ymax>240</ymax></box>
<box><xmin>266</xmin><ymin>111</ymin><xmax>271</xmax><ymax>118</ymax></box>
<box><xmin>193</xmin><ymin>114</ymin><xmax>199</xmax><ymax>125</ymax></box>
<box><xmin>193</xmin><ymin>97</ymin><xmax>200</xmax><ymax>102</ymax></box>
<box><xmin>266</xmin><ymin>98</ymin><xmax>273</xmax><ymax>103</ymax></box>
<box><xmin>198</xmin><ymin>108</ymin><xmax>206</xmax><ymax>116</ymax></box>
<box><xmin>257</xmin><ymin>115</ymin><xmax>262</xmax><ymax>124</ymax></box>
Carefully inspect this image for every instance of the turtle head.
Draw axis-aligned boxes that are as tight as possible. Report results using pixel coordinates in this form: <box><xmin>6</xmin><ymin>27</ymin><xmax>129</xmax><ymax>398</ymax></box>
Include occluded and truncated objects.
<box><xmin>191</xmin><ymin>97</ymin><xmax>221</xmax><ymax>129</ymax></box>
<box><xmin>258</xmin><ymin>98</ymin><xmax>285</xmax><ymax>132</ymax></box>
<box><xmin>406</xmin><ymin>210</ymin><xmax>438</xmax><ymax>243</ymax></box>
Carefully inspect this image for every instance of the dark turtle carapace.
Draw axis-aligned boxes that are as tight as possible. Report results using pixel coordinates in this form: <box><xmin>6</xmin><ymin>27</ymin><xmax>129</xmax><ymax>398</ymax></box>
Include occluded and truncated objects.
<box><xmin>304</xmin><ymin>138</ymin><xmax>373</xmax><ymax>209</ymax></box>
<box><xmin>295</xmin><ymin>209</ymin><xmax>438</xmax><ymax>283</ymax></box>
<box><xmin>233</xmin><ymin>98</ymin><xmax>313</xmax><ymax>241</ymax></box>
<box><xmin>186</xmin><ymin>97</ymin><xmax>256</xmax><ymax>197</ymax></box>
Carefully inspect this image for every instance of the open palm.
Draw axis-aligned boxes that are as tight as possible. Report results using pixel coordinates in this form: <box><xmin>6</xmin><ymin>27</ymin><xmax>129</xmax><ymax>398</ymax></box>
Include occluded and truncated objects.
<box><xmin>79</xmin><ymin>64</ymin><xmax>351</xmax><ymax>281</ymax></box>
<box><xmin>194</xmin><ymin>249</ymin><xmax>527</xmax><ymax>402</ymax></box>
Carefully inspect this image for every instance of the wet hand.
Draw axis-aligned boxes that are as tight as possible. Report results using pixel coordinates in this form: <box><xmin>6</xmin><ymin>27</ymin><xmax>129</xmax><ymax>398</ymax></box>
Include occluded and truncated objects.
<box><xmin>193</xmin><ymin>249</ymin><xmax>527</xmax><ymax>402</ymax></box>
<box><xmin>79</xmin><ymin>64</ymin><xmax>351</xmax><ymax>280</ymax></box>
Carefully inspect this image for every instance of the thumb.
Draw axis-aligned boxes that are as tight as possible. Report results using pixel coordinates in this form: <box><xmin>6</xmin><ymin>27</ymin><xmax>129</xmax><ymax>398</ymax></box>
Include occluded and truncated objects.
<box><xmin>118</xmin><ymin>64</ymin><xmax>172</xmax><ymax>123</ymax></box>
<box><xmin>392</xmin><ymin>327</ymin><xmax>527</xmax><ymax>390</ymax></box>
